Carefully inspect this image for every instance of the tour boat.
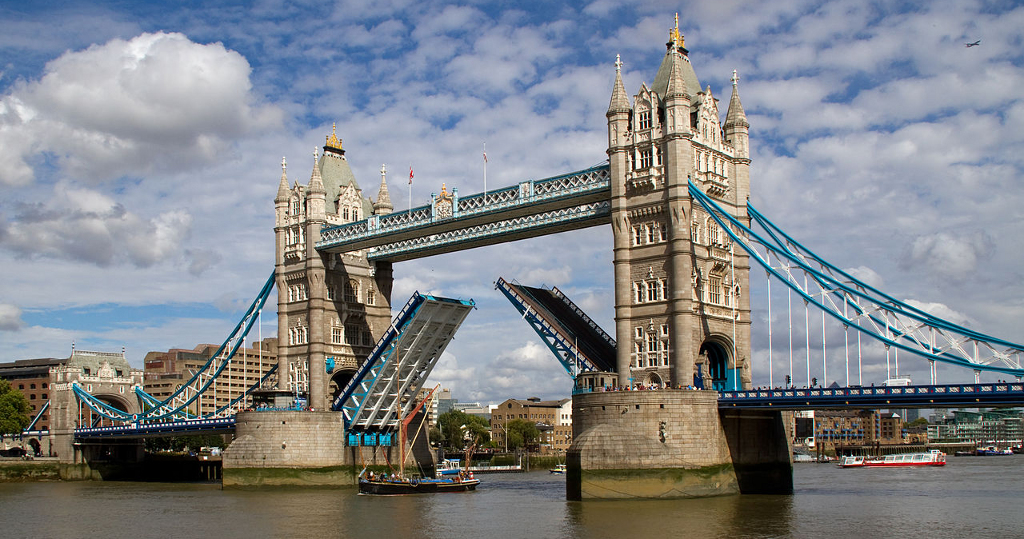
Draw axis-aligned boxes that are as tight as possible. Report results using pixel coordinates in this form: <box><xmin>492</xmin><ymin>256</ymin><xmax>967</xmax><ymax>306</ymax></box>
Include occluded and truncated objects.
<box><xmin>838</xmin><ymin>450</ymin><xmax>946</xmax><ymax>468</ymax></box>
<box><xmin>358</xmin><ymin>471</ymin><xmax>480</xmax><ymax>495</ymax></box>
<box><xmin>550</xmin><ymin>464</ymin><xmax>566</xmax><ymax>474</ymax></box>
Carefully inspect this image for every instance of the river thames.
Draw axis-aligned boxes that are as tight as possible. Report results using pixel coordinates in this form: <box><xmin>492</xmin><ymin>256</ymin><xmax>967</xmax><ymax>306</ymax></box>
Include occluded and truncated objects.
<box><xmin>1</xmin><ymin>456</ymin><xmax>1020</xmax><ymax>538</ymax></box>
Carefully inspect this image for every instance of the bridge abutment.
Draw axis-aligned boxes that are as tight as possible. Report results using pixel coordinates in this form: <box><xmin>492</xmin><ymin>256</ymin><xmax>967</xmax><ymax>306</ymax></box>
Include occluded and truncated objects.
<box><xmin>222</xmin><ymin>410</ymin><xmax>433</xmax><ymax>487</ymax></box>
<box><xmin>568</xmin><ymin>390</ymin><xmax>738</xmax><ymax>499</ymax></box>
<box><xmin>567</xmin><ymin>390</ymin><xmax>792</xmax><ymax>499</ymax></box>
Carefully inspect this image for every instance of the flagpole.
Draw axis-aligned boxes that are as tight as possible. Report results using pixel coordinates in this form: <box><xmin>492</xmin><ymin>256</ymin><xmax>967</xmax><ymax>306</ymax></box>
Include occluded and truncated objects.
<box><xmin>483</xmin><ymin>143</ymin><xmax>488</xmax><ymax>196</ymax></box>
<box><xmin>408</xmin><ymin>165</ymin><xmax>413</xmax><ymax>212</ymax></box>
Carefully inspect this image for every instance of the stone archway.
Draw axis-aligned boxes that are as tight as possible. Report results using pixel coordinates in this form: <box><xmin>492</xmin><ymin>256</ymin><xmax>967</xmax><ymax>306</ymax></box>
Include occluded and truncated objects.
<box><xmin>643</xmin><ymin>371</ymin><xmax>664</xmax><ymax>388</ymax></box>
<box><xmin>83</xmin><ymin>394</ymin><xmax>134</xmax><ymax>428</ymax></box>
<box><xmin>328</xmin><ymin>369</ymin><xmax>357</xmax><ymax>404</ymax></box>
<box><xmin>698</xmin><ymin>339</ymin><xmax>732</xmax><ymax>391</ymax></box>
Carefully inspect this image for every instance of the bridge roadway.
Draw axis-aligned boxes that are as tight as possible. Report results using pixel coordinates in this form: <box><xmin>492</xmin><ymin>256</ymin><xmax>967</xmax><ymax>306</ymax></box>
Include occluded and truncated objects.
<box><xmin>718</xmin><ymin>381</ymin><xmax>1024</xmax><ymax>409</ymax></box>
<box><xmin>70</xmin><ymin>382</ymin><xmax>1024</xmax><ymax>440</ymax></box>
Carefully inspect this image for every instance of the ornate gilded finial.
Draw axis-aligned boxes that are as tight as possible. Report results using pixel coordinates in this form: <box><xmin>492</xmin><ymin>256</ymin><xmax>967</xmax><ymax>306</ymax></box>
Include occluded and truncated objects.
<box><xmin>615</xmin><ymin>54</ymin><xmax>623</xmax><ymax>73</ymax></box>
<box><xmin>440</xmin><ymin>183</ymin><xmax>447</xmax><ymax>195</ymax></box>
<box><xmin>670</xmin><ymin>13</ymin><xmax>684</xmax><ymax>48</ymax></box>
<box><xmin>732</xmin><ymin>69</ymin><xmax>739</xmax><ymax>87</ymax></box>
<box><xmin>325</xmin><ymin>123</ymin><xmax>343</xmax><ymax>151</ymax></box>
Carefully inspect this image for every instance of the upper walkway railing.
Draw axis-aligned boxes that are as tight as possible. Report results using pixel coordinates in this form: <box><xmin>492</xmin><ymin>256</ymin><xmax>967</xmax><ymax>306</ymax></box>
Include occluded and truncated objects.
<box><xmin>316</xmin><ymin>164</ymin><xmax>611</xmax><ymax>261</ymax></box>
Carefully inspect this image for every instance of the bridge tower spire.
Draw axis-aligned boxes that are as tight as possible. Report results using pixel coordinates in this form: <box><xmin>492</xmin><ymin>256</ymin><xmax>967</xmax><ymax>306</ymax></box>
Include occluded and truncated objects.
<box><xmin>606</xmin><ymin>19</ymin><xmax>751</xmax><ymax>391</ymax></box>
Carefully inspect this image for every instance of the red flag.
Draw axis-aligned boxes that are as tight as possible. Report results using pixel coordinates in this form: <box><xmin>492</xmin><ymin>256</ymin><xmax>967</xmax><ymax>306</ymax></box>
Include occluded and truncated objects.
<box><xmin>483</xmin><ymin>151</ymin><xmax>488</xmax><ymax>163</ymax></box>
<box><xmin>408</xmin><ymin>166</ymin><xmax>413</xmax><ymax>185</ymax></box>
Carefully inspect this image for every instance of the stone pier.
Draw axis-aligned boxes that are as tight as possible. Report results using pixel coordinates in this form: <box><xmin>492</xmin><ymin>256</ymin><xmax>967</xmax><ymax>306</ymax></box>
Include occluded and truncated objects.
<box><xmin>567</xmin><ymin>390</ymin><xmax>792</xmax><ymax>500</ymax></box>
<box><xmin>222</xmin><ymin>410</ymin><xmax>433</xmax><ymax>487</ymax></box>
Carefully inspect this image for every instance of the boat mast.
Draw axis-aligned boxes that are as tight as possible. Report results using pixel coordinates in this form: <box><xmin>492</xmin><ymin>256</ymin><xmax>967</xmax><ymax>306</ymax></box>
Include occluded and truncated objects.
<box><xmin>397</xmin><ymin>341</ymin><xmax>404</xmax><ymax>478</ymax></box>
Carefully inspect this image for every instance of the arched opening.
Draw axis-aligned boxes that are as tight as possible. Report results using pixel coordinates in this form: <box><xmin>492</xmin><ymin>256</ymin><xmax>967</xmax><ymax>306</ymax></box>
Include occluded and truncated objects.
<box><xmin>82</xmin><ymin>394</ymin><xmax>133</xmax><ymax>428</ymax></box>
<box><xmin>28</xmin><ymin>438</ymin><xmax>41</xmax><ymax>456</ymax></box>
<box><xmin>643</xmin><ymin>372</ymin><xmax>664</xmax><ymax>388</ymax></box>
<box><xmin>329</xmin><ymin>369</ymin><xmax>357</xmax><ymax>404</ymax></box>
<box><xmin>699</xmin><ymin>340</ymin><xmax>732</xmax><ymax>391</ymax></box>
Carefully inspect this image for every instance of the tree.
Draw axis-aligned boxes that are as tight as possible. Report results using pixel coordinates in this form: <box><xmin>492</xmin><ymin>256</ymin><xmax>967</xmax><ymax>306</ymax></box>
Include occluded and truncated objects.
<box><xmin>436</xmin><ymin>410</ymin><xmax>490</xmax><ymax>450</ymax></box>
<box><xmin>505</xmin><ymin>419</ymin><xmax>540</xmax><ymax>451</ymax></box>
<box><xmin>907</xmin><ymin>417</ymin><xmax>929</xmax><ymax>428</ymax></box>
<box><xmin>0</xmin><ymin>379</ymin><xmax>31</xmax><ymax>435</ymax></box>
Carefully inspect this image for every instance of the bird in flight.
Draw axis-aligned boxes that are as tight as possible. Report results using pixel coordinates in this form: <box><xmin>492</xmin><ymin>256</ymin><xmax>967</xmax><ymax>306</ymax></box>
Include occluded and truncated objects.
<box><xmin>965</xmin><ymin>40</ymin><xmax>981</xmax><ymax>47</ymax></box>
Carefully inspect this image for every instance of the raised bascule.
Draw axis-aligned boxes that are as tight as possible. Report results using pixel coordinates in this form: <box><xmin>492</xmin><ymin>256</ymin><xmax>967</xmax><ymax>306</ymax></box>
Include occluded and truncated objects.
<box><xmin>47</xmin><ymin>17</ymin><xmax>1024</xmax><ymax>496</ymax></box>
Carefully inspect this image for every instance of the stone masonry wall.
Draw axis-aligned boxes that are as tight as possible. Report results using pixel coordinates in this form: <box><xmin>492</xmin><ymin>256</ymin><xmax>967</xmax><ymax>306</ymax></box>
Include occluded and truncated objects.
<box><xmin>568</xmin><ymin>389</ymin><xmax>739</xmax><ymax>499</ymax></box>
<box><xmin>223</xmin><ymin>411</ymin><xmax>349</xmax><ymax>469</ymax></box>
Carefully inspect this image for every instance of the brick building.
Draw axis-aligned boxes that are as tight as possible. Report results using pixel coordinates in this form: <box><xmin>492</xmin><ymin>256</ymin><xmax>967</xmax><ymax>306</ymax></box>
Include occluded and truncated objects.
<box><xmin>143</xmin><ymin>338</ymin><xmax>278</xmax><ymax>416</ymax></box>
<box><xmin>490</xmin><ymin>397</ymin><xmax>572</xmax><ymax>453</ymax></box>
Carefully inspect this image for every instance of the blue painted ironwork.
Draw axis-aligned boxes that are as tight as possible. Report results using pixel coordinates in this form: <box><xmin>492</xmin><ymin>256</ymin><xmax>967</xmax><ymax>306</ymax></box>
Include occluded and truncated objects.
<box><xmin>334</xmin><ymin>292</ymin><xmax>475</xmax><ymax>433</ymax></box>
<box><xmin>689</xmin><ymin>180</ymin><xmax>1024</xmax><ymax>379</ymax></box>
<box><xmin>316</xmin><ymin>164</ymin><xmax>611</xmax><ymax>261</ymax></box>
<box><xmin>24</xmin><ymin>400</ymin><xmax>49</xmax><ymax>431</ymax></box>
<box><xmin>718</xmin><ymin>382</ymin><xmax>1024</xmax><ymax>409</ymax></box>
<box><xmin>495</xmin><ymin>277</ymin><xmax>614</xmax><ymax>377</ymax></box>
<box><xmin>71</xmin><ymin>271</ymin><xmax>276</xmax><ymax>424</ymax></box>
<box><xmin>331</xmin><ymin>292</ymin><xmax>427</xmax><ymax>414</ymax></box>
<box><xmin>75</xmin><ymin>417</ymin><xmax>236</xmax><ymax>439</ymax></box>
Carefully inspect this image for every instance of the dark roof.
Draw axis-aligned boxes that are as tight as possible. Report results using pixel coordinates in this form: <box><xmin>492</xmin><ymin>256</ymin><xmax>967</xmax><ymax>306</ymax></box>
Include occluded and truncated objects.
<box><xmin>0</xmin><ymin>357</ymin><xmax>64</xmax><ymax>378</ymax></box>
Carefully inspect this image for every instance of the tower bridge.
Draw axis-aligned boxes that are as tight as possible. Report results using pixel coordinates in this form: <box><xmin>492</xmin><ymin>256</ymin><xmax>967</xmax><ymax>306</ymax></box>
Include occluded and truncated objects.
<box><xmin>50</xmin><ymin>17</ymin><xmax>1024</xmax><ymax>496</ymax></box>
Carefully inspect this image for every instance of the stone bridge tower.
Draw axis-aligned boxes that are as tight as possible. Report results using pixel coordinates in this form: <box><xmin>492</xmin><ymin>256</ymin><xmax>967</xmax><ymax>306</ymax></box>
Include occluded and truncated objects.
<box><xmin>274</xmin><ymin>127</ymin><xmax>395</xmax><ymax>411</ymax></box>
<box><xmin>607</xmin><ymin>17</ymin><xmax>752</xmax><ymax>392</ymax></box>
<box><xmin>568</xmin><ymin>19</ymin><xmax>791</xmax><ymax>501</ymax></box>
<box><xmin>49</xmin><ymin>349</ymin><xmax>143</xmax><ymax>466</ymax></box>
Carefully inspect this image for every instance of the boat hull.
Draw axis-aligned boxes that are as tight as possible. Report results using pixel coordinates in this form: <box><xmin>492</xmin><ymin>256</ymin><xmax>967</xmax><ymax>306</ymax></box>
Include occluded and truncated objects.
<box><xmin>359</xmin><ymin>478</ymin><xmax>480</xmax><ymax>495</ymax></box>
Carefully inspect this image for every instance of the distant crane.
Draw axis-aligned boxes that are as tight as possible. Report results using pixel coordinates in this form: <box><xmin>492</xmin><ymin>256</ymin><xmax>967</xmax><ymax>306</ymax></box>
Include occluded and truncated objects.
<box><xmin>965</xmin><ymin>40</ymin><xmax>981</xmax><ymax>47</ymax></box>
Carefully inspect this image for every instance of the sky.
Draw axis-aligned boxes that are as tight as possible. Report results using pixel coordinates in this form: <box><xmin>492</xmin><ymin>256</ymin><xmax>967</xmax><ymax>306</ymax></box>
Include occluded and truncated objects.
<box><xmin>1</xmin><ymin>0</ymin><xmax>1022</xmax><ymax>405</ymax></box>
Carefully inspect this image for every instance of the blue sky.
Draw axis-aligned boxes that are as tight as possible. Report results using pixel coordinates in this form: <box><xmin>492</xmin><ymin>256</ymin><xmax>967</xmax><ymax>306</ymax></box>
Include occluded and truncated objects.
<box><xmin>1</xmin><ymin>0</ymin><xmax>1022</xmax><ymax>404</ymax></box>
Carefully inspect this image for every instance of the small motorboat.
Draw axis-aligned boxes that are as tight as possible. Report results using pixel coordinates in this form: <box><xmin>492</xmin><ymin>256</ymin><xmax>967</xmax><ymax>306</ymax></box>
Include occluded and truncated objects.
<box><xmin>550</xmin><ymin>464</ymin><xmax>566</xmax><ymax>474</ymax></box>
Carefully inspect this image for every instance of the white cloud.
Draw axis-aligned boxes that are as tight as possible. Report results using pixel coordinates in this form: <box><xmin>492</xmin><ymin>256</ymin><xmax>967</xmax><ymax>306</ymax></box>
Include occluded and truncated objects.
<box><xmin>844</xmin><ymin>266</ymin><xmax>884</xmax><ymax>290</ymax></box>
<box><xmin>1</xmin><ymin>182</ymin><xmax>193</xmax><ymax>268</ymax></box>
<box><xmin>902</xmin><ymin>299</ymin><xmax>974</xmax><ymax>327</ymax></box>
<box><xmin>0</xmin><ymin>31</ymin><xmax>282</xmax><ymax>186</ymax></box>
<box><xmin>901</xmin><ymin>231</ymin><xmax>994</xmax><ymax>281</ymax></box>
<box><xmin>0</xmin><ymin>304</ymin><xmax>24</xmax><ymax>331</ymax></box>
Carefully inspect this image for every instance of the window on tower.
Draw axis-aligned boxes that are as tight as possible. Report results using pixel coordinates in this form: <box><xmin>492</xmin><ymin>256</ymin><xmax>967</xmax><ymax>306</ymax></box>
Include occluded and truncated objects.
<box><xmin>638</xmin><ymin>110</ymin><xmax>651</xmax><ymax>130</ymax></box>
<box><xmin>639</xmin><ymin>148</ymin><xmax>652</xmax><ymax>169</ymax></box>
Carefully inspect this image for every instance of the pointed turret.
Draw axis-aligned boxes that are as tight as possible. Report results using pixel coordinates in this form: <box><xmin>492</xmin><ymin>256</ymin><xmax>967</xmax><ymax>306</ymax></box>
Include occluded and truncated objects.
<box><xmin>608</xmin><ymin>54</ymin><xmax>630</xmax><ymax>115</ymax></box>
<box><xmin>275</xmin><ymin>157</ymin><xmax>290</xmax><ymax>203</ymax></box>
<box><xmin>374</xmin><ymin>163</ymin><xmax>394</xmax><ymax>215</ymax></box>
<box><xmin>724</xmin><ymin>70</ymin><xmax>750</xmax><ymax>159</ymax></box>
<box><xmin>724</xmin><ymin>70</ymin><xmax>749</xmax><ymax>130</ymax></box>
<box><xmin>306</xmin><ymin>147</ymin><xmax>327</xmax><ymax>222</ymax></box>
<box><xmin>308</xmin><ymin>147</ymin><xmax>326</xmax><ymax>195</ymax></box>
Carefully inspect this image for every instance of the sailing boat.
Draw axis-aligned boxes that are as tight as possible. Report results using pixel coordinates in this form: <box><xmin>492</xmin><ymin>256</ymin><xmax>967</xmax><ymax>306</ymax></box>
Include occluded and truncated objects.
<box><xmin>358</xmin><ymin>381</ymin><xmax>480</xmax><ymax>494</ymax></box>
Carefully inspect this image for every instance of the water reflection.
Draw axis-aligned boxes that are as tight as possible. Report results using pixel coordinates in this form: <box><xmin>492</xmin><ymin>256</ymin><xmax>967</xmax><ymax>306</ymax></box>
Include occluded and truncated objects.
<box><xmin>565</xmin><ymin>493</ymin><xmax>794</xmax><ymax>539</ymax></box>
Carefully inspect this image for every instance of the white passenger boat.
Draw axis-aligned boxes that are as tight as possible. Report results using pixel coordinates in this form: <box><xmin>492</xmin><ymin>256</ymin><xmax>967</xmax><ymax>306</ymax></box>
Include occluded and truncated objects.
<box><xmin>839</xmin><ymin>450</ymin><xmax>946</xmax><ymax>468</ymax></box>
